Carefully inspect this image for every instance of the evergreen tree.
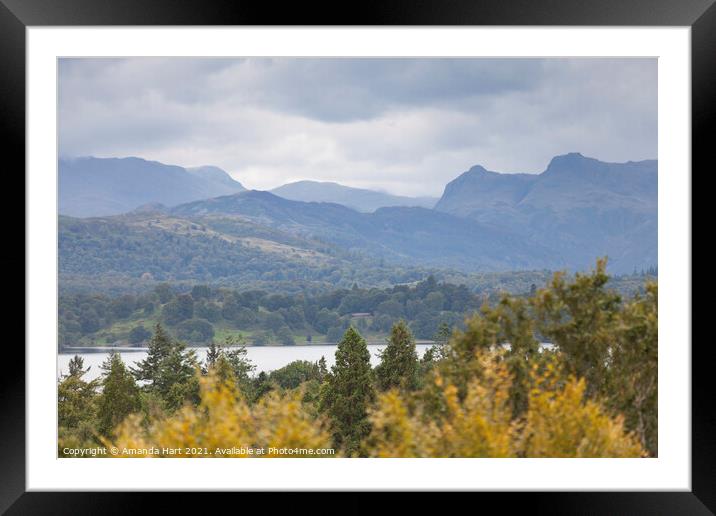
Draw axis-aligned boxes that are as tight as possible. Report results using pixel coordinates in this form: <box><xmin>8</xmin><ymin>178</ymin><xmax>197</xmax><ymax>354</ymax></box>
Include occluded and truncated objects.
<box><xmin>223</xmin><ymin>346</ymin><xmax>254</xmax><ymax>383</ymax></box>
<box><xmin>320</xmin><ymin>327</ymin><xmax>374</xmax><ymax>455</ymax></box>
<box><xmin>317</xmin><ymin>356</ymin><xmax>328</xmax><ymax>380</ymax></box>
<box><xmin>427</xmin><ymin>322</ymin><xmax>452</xmax><ymax>362</ymax></box>
<box><xmin>132</xmin><ymin>323</ymin><xmax>173</xmax><ymax>385</ymax></box>
<box><xmin>375</xmin><ymin>321</ymin><xmax>418</xmax><ymax>391</ymax></box>
<box><xmin>67</xmin><ymin>354</ymin><xmax>90</xmax><ymax>378</ymax></box>
<box><xmin>132</xmin><ymin>323</ymin><xmax>200</xmax><ymax>410</ymax></box>
<box><xmin>203</xmin><ymin>335</ymin><xmax>254</xmax><ymax>395</ymax></box>
<box><xmin>58</xmin><ymin>357</ymin><xmax>98</xmax><ymax>430</ymax></box>
<box><xmin>155</xmin><ymin>341</ymin><xmax>199</xmax><ymax>411</ymax></box>
<box><xmin>97</xmin><ymin>352</ymin><xmax>140</xmax><ymax>437</ymax></box>
<box><xmin>205</xmin><ymin>340</ymin><xmax>220</xmax><ymax>370</ymax></box>
<box><xmin>221</xmin><ymin>343</ymin><xmax>254</xmax><ymax>396</ymax></box>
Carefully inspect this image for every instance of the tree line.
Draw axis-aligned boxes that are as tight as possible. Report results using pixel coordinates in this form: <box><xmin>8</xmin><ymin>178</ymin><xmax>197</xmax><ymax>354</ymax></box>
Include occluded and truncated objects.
<box><xmin>60</xmin><ymin>268</ymin><xmax>656</xmax><ymax>349</ymax></box>
<box><xmin>59</xmin><ymin>259</ymin><xmax>657</xmax><ymax>458</ymax></box>
<box><xmin>59</xmin><ymin>276</ymin><xmax>490</xmax><ymax>348</ymax></box>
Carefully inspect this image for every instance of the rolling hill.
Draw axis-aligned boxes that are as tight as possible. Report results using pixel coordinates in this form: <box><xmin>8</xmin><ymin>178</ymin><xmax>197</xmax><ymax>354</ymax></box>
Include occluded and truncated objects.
<box><xmin>57</xmin><ymin>210</ymin><xmax>447</xmax><ymax>295</ymax></box>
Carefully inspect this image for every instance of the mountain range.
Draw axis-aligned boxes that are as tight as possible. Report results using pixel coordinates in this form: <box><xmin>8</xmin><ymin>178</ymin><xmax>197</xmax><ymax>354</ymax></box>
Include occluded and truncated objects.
<box><xmin>58</xmin><ymin>153</ymin><xmax>657</xmax><ymax>283</ymax></box>
<box><xmin>435</xmin><ymin>153</ymin><xmax>657</xmax><ymax>272</ymax></box>
<box><xmin>170</xmin><ymin>189</ymin><xmax>554</xmax><ymax>271</ymax></box>
<box><xmin>271</xmin><ymin>180</ymin><xmax>437</xmax><ymax>212</ymax></box>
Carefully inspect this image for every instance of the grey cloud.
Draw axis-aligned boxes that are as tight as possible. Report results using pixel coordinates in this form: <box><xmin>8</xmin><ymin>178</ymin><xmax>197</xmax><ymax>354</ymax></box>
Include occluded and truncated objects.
<box><xmin>60</xmin><ymin>58</ymin><xmax>543</xmax><ymax>123</ymax></box>
<box><xmin>216</xmin><ymin>58</ymin><xmax>544</xmax><ymax>122</ymax></box>
<box><xmin>58</xmin><ymin>57</ymin><xmax>657</xmax><ymax>197</ymax></box>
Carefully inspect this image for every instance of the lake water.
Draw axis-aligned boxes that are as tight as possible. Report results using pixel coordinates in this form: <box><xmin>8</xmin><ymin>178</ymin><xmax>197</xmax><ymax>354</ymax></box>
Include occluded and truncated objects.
<box><xmin>58</xmin><ymin>344</ymin><xmax>434</xmax><ymax>381</ymax></box>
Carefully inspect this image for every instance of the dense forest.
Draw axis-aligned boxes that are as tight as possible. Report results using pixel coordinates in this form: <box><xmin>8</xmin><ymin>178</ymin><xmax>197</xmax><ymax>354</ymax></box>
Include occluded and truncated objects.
<box><xmin>59</xmin><ymin>266</ymin><xmax>657</xmax><ymax>349</ymax></box>
<box><xmin>58</xmin><ymin>260</ymin><xmax>657</xmax><ymax>458</ymax></box>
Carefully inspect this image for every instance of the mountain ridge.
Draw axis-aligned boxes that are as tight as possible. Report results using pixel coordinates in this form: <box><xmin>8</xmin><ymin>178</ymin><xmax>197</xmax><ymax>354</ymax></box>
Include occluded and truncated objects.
<box><xmin>170</xmin><ymin>189</ymin><xmax>559</xmax><ymax>271</ymax></box>
<box><xmin>59</xmin><ymin>156</ymin><xmax>245</xmax><ymax>217</ymax></box>
<box><xmin>58</xmin><ymin>152</ymin><xmax>657</xmax><ymax>275</ymax></box>
<box><xmin>271</xmin><ymin>180</ymin><xmax>437</xmax><ymax>212</ymax></box>
<box><xmin>434</xmin><ymin>152</ymin><xmax>657</xmax><ymax>273</ymax></box>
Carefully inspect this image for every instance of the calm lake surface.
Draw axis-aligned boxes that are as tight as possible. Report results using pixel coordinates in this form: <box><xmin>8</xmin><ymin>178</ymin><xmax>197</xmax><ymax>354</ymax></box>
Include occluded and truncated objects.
<box><xmin>58</xmin><ymin>344</ymin><xmax>434</xmax><ymax>381</ymax></box>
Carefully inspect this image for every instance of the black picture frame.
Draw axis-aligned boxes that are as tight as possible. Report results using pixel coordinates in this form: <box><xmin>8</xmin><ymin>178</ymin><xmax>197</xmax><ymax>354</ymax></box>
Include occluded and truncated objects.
<box><xmin>1</xmin><ymin>0</ymin><xmax>709</xmax><ymax>512</ymax></box>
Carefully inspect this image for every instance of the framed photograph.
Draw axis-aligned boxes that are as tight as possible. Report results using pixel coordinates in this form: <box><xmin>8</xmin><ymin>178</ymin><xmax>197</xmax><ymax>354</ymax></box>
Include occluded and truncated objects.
<box><xmin>4</xmin><ymin>0</ymin><xmax>710</xmax><ymax>511</ymax></box>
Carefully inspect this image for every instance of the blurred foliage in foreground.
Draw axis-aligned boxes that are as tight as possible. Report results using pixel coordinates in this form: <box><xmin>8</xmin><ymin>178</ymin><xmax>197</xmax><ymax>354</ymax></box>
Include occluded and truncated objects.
<box><xmin>58</xmin><ymin>259</ymin><xmax>656</xmax><ymax>458</ymax></box>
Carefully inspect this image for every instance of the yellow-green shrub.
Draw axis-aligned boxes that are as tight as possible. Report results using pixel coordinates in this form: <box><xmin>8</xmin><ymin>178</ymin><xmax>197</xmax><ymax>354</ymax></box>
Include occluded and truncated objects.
<box><xmin>368</xmin><ymin>352</ymin><xmax>644</xmax><ymax>458</ymax></box>
<box><xmin>108</xmin><ymin>373</ymin><xmax>334</xmax><ymax>457</ymax></box>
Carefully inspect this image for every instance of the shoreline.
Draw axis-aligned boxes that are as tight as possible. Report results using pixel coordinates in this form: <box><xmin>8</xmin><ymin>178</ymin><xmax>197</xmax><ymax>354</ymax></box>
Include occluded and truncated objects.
<box><xmin>59</xmin><ymin>340</ymin><xmax>437</xmax><ymax>354</ymax></box>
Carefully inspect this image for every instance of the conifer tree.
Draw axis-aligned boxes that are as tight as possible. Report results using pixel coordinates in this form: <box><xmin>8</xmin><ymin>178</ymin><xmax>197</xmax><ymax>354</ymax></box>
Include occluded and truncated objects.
<box><xmin>421</xmin><ymin>323</ymin><xmax>451</xmax><ymax>368</ymax></box>
<box><xmin>434</xmin><ymin>322</ymin><xmax>452</xmax><ymax>347</ymax></box>
<box><xmin>375</xmin><ymin>321</ymin><xmax>418</xmax><ymax>391</ymax></box>
<box><xmin>97</xmin><ymin>352</ymin><xmax>140</xmax><ymax>437</ymax></box>
<box><xmin>320</xmin><ymin>327</ymin><xmax>374</xmax><ymax>455</ymax></box>
<box><xmin>156</xmin><ymin>342</ymin><xmax>199</xmax><ymax>411</ymax></box>
<box><xmin>67</xmin><ymin>354</ymin><xmax>90</xmax><ymax>378</ymax></box>
<box><xmin>205</xmin><ymin>340</ymin><xmax>220</xmax><ymax>370</ymax></box>
<box><xmin>317</xmin><ymin>356</ymin><xmax>328</xmax><ymax>380</ymax></box>
<box><xmin>58</xmin><ymin>356</ymin><xmax>98</xmax><ymax>430</ymax></box>
<box><xmin>132</xmin><ymin>323</ymin><xmax>173</xmax><ymax>385</ymax></box>
<box><xmin>203</xmin><ymin>335</ymin><xmax>254</xmax><ymax>395</ymax></box>
<box><xmin>131</xmin><ymin>323</ymin><xmax>199</xmax><ymax>410</ymax></box>
<box><xmin>221</xmin><ymin>335</ymin><xmax>254</xmax><ymax>386</ymax></box>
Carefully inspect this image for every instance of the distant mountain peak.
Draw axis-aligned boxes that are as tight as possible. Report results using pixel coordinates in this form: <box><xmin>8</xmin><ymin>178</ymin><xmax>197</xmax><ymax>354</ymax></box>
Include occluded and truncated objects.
<box><xmin>246</xmin><ymin>189</ymin><xmax>279</xmax><ymax>199</ymax></box>
<box><xmin>271</xmin><ymin>180</ymin><xmax>437</xmax><ymax>212</ymax></box>
<box><xmin>544</xmin><ymin>152</ymin><xmax>600</xmax><ymax>174</ymax></box>
<box><xmin>466</xmin><ymin>164</ymin><xmax>490</xmax><ymax>174</ymax></box>
<box><xmin>434</xmin><ymin>154</ymin><xmax>657</xmax><ymax>273</ymax></box>
<box><xmin>186</xmin><ymin>165</ymin><xmax>245</xmax><ymax>191</ymax></box>
<box><xmin>59</xmin><ymin>156</ymin><xmax>246</xmax><ymax>217</ymax></box>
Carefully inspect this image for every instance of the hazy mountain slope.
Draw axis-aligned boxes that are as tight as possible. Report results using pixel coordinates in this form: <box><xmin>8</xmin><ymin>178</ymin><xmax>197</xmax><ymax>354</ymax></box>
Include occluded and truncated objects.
<box><xmin>434</xmin><ymin>153</ymin><xmax>657</xmax><ymax>273</ymax></box>
<box><xmin>171</xmin><ymin>190</ymin><xmax>557</xmax><ymax>271</ymax></box>
<box><xmin>172</xmin><ymin>190</ymin><xmax>371</xmax><ymax>247</ymax></box>
<box><xmin>186</xmin><ymin>166</ymin><xmax>246</xmax><ymax>192</ymax></box>
<box><xmin>271</xmin><ymin>180</ymin><xmax>437</xmax><ymax>212</ymax></box>
<box><xmin>434</xmin><ymin>165</ymin><xmax>537</xmax><ymax>218</ymax></box>
<box><xmin>519</xmin><ymin>153</ymin><xmax>656</xmax><ymax>211</ymax></box>
<box><xmin>59</xmin><ymin>157</ymin><xmax>245</xmax><ymax>217</ymax></box>
<box><xmin>365</xmin><ymin>206</ymin><xmax>558</xmax><ymax>271</ymax></box>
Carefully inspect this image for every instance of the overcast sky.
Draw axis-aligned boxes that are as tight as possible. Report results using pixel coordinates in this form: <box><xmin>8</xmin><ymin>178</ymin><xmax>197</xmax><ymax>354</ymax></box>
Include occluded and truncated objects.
<box><xmin>59</xmin><ymin>57</ymin><xmax>657</xmax><ymax>197</ymax></box>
